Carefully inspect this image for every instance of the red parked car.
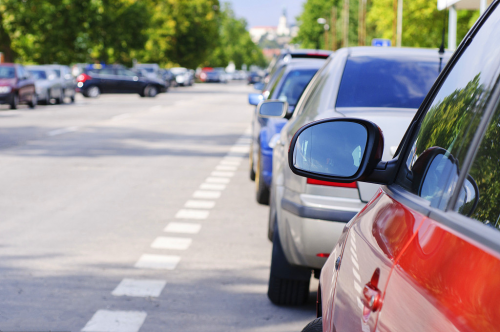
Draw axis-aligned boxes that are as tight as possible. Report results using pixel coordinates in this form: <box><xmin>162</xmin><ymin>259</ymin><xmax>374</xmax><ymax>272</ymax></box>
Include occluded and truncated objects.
<box><xmin>0</xmin><ymin>63</ymin><xmax>37</xmax><ymax>109</ymax></box>
<box><xmin>292</xmin><ymin>2</ymin><xmax>500</xmax><ymax>331</ymax></box>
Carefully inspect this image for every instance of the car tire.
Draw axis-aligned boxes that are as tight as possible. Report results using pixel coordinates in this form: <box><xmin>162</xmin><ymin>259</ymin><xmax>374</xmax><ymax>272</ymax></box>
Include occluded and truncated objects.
<box><xmin>249</xmin><ymin>144</ymin><xmax>256</xmax><ymax>181</ymax></box>
<box><xmin>86</xmin><ymin>86</ymin><xmax>100</xmax><ymax>98</ymax></box>
<box><xmin>28</xmin><ymin>93</ymin><xmax>37</xmax><ymax>109</ymax></box>
<box><xmin>9</xmin><ymin>94</ymin><xmax>18</xmax><ymax>110</ymax></box>
<box><xmin>301</xmin><ymin>318</ymin><xmax>323</xmax><ymax>332</ymax></box>
<box><xmin>70</xmin><ymin>94</ymin><xmax>75</xmax><ymax>103</ymax></box>
<box><xmin>268</xmin><ymin>194</ymin><xmax>277</xmax><ymax>241</ymax></box>
<box><xmin>268</xmin><ymin>230</ymin><xmax>311</xmax><ymax>305</ymax></box>
<box><xmin>256</xmin><ymin>147</ymin><xmax>270</xmax><ymax>205</ymax></box>
<box><xmin>56</xmin><ymin>89</ymin><xmax>64</xmax><ymax>104</ymax></box>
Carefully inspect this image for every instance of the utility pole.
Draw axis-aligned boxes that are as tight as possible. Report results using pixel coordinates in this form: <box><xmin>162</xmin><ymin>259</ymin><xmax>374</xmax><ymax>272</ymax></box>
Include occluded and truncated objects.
<box><xmin>396</xmin><ymin>0</ymin><xmax>403</xmax><ymax>47</ymax></box>
<box><xmin>358</xmin><ymin>0</ymin><xmax>366</xmax><ymax>46</ymax></box>
<box><xmin>392</xmin><ymin>0</ymin><xmax>397</xmax><ymax>46</ymax></box>
<box><xmin>331</xmin><ymin>7</ymin><xmax>337</xmax><ymax>50</ymax></box>
<box><xmin>343</xmin><ymin>0</ymin><xmax>349</xmax><ymax>47</ymax></box>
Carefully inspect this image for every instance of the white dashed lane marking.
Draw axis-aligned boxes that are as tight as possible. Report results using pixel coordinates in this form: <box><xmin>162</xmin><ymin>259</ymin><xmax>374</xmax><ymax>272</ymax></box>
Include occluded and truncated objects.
<box><xmin>134</xmin><ymin>254</ymin><xmax>181</xmax><ymax>270</ymax></box>
<box><xmin>353</xmin><ymin>268</ymin><xmax>361</xmax><ymax>282</ymax></box>
<box><xmin>164</xmin><ymin>222</ymin><xmax>201</xmax><ymax>234</ymax></box>
<box><xmin>112</xmin><ymin>279</ymin><xmax>167</xmax><ymax>298</ymax></box>
<box><xmin>211</xmin><ymin>171</ymin><xmax>234</xmax><ymax>177</ymax></box>
<box><xmin>175</xmin><ymin>209</ymin><xmax>210</xmax><ymax>220</ymax></box>
<box><xmin>230</xmin><ymin>146</ymin><xmax>250</xmax><ymax>153</ymax></box>
<box><xmin>184</xmin><ymin>200</ymin><xmax>215</xmax><ymax>209</ymax></box>
<box><xmin>199</xmin><ymin>183</ymin><xmax>226</xmax><ymax>190</ymax></box>
<box><xmin>351</xmin><ymin>256</ymin><xmax>360</xmax><ymax>270</ymax></box>
<box><xmin>81</xmin><ymin>310</ymin><xmax>147</xmax><ymax>332</ymax></box>
<box><xmin>220</xmin><ymin>160</ymin><xmax>241</xmax><ymax>166</ymax></box>
<box><xmin>151</xmin><ymin>236</ymin><xmax>192</xmax><ymax>250</ymax></box>
<box><xmin>350</xmin><ymin>247</ymin><xmax>358</xmax><ymax>260</ymax></box>
<box><xmin>192</xmin><ymin>190</ymin><xmax>221</xmax><ymax>199</ymax></box>
<box><xmin>205</xmin><ymin>177</ymin><xmax>230</xmax><ymax>184</ymax></box>
<box><xmin>215</xmin><ymin>165</ymin><xmax>238</xmax><ymax>171</ymax></box>
<box><xmin>353</xmin><ymin>280</ymin><xmax>362</xmax><ymax>293</ymax></box>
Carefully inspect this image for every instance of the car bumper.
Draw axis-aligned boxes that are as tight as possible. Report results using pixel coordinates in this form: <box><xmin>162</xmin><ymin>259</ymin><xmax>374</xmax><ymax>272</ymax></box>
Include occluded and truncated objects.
<box><xmin>279</xmin><ymin>193</ymin><xmax>363</xmax><ymax>269</ymax></box>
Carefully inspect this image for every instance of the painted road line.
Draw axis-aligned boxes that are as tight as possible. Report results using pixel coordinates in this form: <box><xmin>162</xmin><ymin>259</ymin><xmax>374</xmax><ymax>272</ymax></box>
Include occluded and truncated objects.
<box><xmin>151</xmin><ymin>236</ymin><xmax>192</xmax><ymax>250</ymax></box>
<box><xmin>112</xmin><ymin>279</ymin><xmax>166</xmax><ymax>298</ymax></box>
<box><xmin>230</xmin><ymin>146</ymin><xmax>250</xmax><ymax>153</ymax></box>
<box><xmin>223</xmin><ymin>156</ymin><xmax>244</xmax><ymax>161</ymax></box>
<box><xmin>111</xmin><ymin>113</ymin><xmax>131</xmax><ymax>121</ymax></box>
<box><xmin>184</xmin><ymin>200</ymin><xmax>215</xmax><ymax>209</ymax></box>
<box><xmin>135</xmin><ymin>254</ymin><xmax>181</xmax><ymax>270</ymax></box>
<box><xmin>351</xmin><ymin>240</ymin><xmax>357</xmax><ymax>251</ymax></box>
<box><xmin>175</xmin><ymin>209</ymin><xmax>209</xmax><ymax>220</ymax></box>
<box><xmin>81</xmin><ymin>310</ymin><xmax>147</xmax><ymax>332</ymax></box>
<box><xmin>351</xmin><ymin>257</ymin><xmax>360</xmax><ymax>270</ymax></box>
<box><xmin>357</xmin><ymin>297</ymin><xmax>364</xmax><ymax>310</ymax></box>
<box><xmin>211</xmin><ymin>171</ymin><xmax>234</xmax><ymax>177</ymax></box>
<box><xmin>220</xmin><ymin>160</ymin><xmax>241</xmax><ymax>166</ymax></box>
<box><xmin>216</xmin><ymin>165</ymin><xmax>237</xmax><ymax>171</ymax></box>
<box><xmin>352</xmin><ymin>269</ymin><xmax>361</xmax><ymax>282</ymax></box>
<box><xmin>164</xmin><ymin>222</ymin><xmax>201</xmax><ymax>234</ymax></box>
<box><xmin>47</xmin><ymin>126</ymin><xmax>79</xmax><ymax>136</ymax></box>
<box><xmin>353</xmin><ymin>280</ymin><xmax>362</xmax><ymax>294</ymax></box>
<box><xmin>193</xmin><ymin>190</ymin><xmax>221</xmax><ymax>199</ymax></box>
<box><xmin>199</xmin><ymin>183</ymin><xmax>226</xmax><ymax>191</ymax></box>
<box><xmin>205</xmin><ymin>177</ymin><xmax>230</xmax><ymax>184</ymax></box>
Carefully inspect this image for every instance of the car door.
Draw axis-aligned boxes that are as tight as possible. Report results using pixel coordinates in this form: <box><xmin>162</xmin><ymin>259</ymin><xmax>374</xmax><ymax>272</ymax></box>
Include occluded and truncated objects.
<box><xmin>16</xmin><ymin>66</ymin><xmax>32</xmax><ymax>102</ymax></box>
<box><xmin>92</xmin><ymin>67</ymin><xmax>117</xmax><ymax>93</ymax></box>
<box><xmin>116</xmin><ymin>69</ymin><xmax>142</xmax><ymax>93</ymax></box>
<box><xmin>375</xmin><ymin>5</ymin><xmax>500</xmax><ymax>330</ymax></box>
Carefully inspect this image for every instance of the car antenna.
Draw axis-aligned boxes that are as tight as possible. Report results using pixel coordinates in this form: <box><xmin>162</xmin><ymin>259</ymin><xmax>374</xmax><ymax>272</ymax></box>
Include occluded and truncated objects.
<box><xmin>438</xmin><ymin>7</ymin><xmax>447</xmax><ymax>73</ymax></box>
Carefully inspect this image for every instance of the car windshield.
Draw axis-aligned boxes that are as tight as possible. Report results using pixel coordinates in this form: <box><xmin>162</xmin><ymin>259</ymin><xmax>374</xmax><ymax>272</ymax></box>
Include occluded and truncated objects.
<box><xmin>53</xmin><ymin>69</ymin><xmax>61</xmax><ymax>77</ymax></box>
<box><xmin>336</xmin><ymin>56</ymin><xmax>443</xmax><ymax>109</ymax></box>
<box><xmin>28</xmin><ymin>70</ymin><xmax>47</xmax><ymax>80</ymax></box>
<box><xmin>276</xmin><ymin>69</ymin><xmax>317</xmax><ymax>106</ymax></box>
<box><xmin>0</xmin><ymin>66</ymin><xmax>15</xmax><ymax>78</ymax></box>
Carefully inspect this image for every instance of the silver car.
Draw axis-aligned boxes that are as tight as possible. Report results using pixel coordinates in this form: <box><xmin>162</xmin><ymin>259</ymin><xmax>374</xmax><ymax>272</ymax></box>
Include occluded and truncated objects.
<box><xmin>46</xmin><ymin>65</ymin><xmax>76</xmax><ymax>103</ymax></box>
<box><xmin>266</xmin><ymin>47</ymin><xmax>451</xmax><ymax>305</ymax></box>
<box><xmin>26</xmin><ymin>65</ymin><xmax>63</xmax><ymax>104</ymax></box>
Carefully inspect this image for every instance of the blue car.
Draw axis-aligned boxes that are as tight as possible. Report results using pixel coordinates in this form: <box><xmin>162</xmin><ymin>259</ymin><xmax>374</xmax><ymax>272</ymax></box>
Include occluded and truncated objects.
<box><xmin>248</xmin><ymin>57</ymin><xmax>329</xmax><ymax>204</ymax></box>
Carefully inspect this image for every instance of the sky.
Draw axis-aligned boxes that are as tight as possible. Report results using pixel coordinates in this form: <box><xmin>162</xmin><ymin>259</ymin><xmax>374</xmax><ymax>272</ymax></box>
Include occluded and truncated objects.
<box><xmin>228</xmin><ymin>0</ymin><xmax>306</xmax><ymax>28</ymax></box>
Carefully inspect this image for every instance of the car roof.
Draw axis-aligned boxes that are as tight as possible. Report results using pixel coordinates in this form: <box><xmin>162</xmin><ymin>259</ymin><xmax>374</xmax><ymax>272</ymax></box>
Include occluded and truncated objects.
<box><xmin>346</xmin><ymin>46</ymin><xmax>453</xmax><ymax>59</ymax></box>
<box><xmin>0</xmin><ymin>63</ymin><xmax>15</xmax><ymax>67</ymax></box>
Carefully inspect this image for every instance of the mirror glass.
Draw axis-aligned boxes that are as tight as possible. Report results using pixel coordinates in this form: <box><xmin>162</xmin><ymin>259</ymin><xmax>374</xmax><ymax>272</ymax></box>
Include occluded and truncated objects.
<box><xmin>259</xmin><ymin>101</ymin><xmax>285</xmax><ymax>117</ymax></box>
<box><xmin>293</xmin><ymin>121</ymin><xmax>368</xmax><ymax>177</ymax></box>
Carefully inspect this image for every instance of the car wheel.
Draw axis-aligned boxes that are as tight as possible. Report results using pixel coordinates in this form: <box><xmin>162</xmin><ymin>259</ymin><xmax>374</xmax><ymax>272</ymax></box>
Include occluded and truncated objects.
<box><xmin>256</xmin><ymin>147</ymin><xmax>270</xmax><ymax>204</ymax></box>
<box><xmin>28</xmin><ymin>93</ymin><xmax>37</xmax><ymax>109</ymax></box>
<box><xmin>146</xmin><ymin>85</ymin><xmax>158</xmax><ymax>97</ymax></box>
<box><xmin>268</xmin><ymin>230</ymin><xmax>311</xmax><ymax>305</ymax></box>
<box><xmin>249</xmin><ymin>144</ymin><xmax>256</xmax><ymax>181</ymax></box>
<box><xmin>70</xmin><ymin>94</ymin><xmax>75</xmax><ymax>103</ymax></box>
<box><xmin>9</xmin><ymin>94</ymin><xmax>18</xmax><ymax>109</ymax></box>
<box><xmin>56</xmin><ymin>89</ymin><xmax>64</xmax><ymax>104</ymax></box>
<box><xmin>268</xmin><ymin>192</ymin><xmax>277</xmax><ymax>241</ymax></box>
<box><xmin>301</xmin><ymin>318</ymin><xmax>322</xmax><ymax>332</ymax></box>
<box><xmin>87</xmin><ymin>86</ymin><xmax>100</xmax><ymax>98</ymax></box>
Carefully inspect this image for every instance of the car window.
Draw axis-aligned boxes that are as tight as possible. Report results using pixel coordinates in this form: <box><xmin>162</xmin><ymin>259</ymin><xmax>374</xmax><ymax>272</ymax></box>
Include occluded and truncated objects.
<box><xmin>336</xmin><ymin>56</ymin><xmax>443</xmax><ymax>109</ymax></box>
<box><xmin>17</xmin><ymin>66</ymin><xmax>26</xmax><ymax>79</ymax></box>
<box><xmin>455</xmin><ymin>104</ymin><xmax>500</xmax><ymax>231</ymax></box>
<box><xmin>276</xmin><ymin>69</ymin><xmax>317</xmax><ymax>106</ymax></box>
<box><xmin>93</xmin><ymin>68</ymin><xmax>115</xmax><ymax>75</ymax></box>
<box><xmin>117</xmin><ymin>69</ymin><xmax>137</xmax><ymax>77</ymax></box>
<box><xmin>0</xmin><ymin>66</ymin><xmax>16</xmax><ymax>79</ymax></box>
<box><xmin>267</xmin><ymin>67</ymin><xmax>285</xmax><ymax>99</ymax></box>
<box><xmin>28</xmin><ymin>70</ymin><xmax>47</xmax><ymax>80</ymax></box>
<box><xmin>402</xmin><ymin>6</ymin><xmax>500</xmax><ymax>210</ymax></box>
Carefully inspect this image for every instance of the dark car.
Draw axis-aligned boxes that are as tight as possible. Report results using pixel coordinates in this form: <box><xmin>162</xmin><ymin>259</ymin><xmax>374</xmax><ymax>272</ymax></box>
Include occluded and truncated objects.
<box><xmin>76</xmin><ymin>65</ymin><xmax>167</xmax><ymax>98</ymax></box>
<box><xmin>295</xmin><ymin>2</ymin><xmax>500</xmax><ymax>331</ymax></box>
<box><xmin>159</xmin><ymin>69</ymin><xmax>177</xmax><ymax>88</ymax></box>
<box><xmin>202</xmin><ymin>67</ymin><xmax>228</xmax><ymax>83</ymax></box>
<box><xmin>247</xmin><ymin>71</ymin><xmax>262</xmax><ymax>85</ymax></box>
<box><xmin>0</xmin><ymin>64</ymin><xmax>37</xmax><ymax>109</ymax></box>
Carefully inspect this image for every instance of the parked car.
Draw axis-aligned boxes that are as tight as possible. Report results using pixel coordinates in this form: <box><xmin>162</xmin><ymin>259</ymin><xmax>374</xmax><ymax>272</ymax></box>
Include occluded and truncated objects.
<box><xmin>247</xmin><ymin>71</ymin><xmax>263</xmax><ymax>85</ymax></box>
<box><xmin>202</xmin><ymin>67</ymin><xmax>229</xmax><ymax>83</ymax></box>
<box><xmin>45</xmin><ymin>64</ymin><xmax>77</xmax><ymax>103</ymax></box>
<box><xmin>0</xmin><ymin>63</ymin><xmax>36</xmax><ymax>109</ymax></box>
<box><xmin>26</xmin><ymin>65</ymin><xmax>64</xmax><ymax>104</ymax></box>
<box><xmin>249</xmin><ymin>57</ymin><xmax>327</xmax><ymax>204</ymax></box>
<box><xmin>133</xmin><ymin>63</ymin><xmax>161</xmax><ymax>79</ymax></box>
<box><xmin>170</xmin><ymin>67</ymin><xmax>194</xmax><ymax>86</ymax></box>
<box><xmin>297</xmin><ymin>3</ymin><xmax>500</xmax><ymax>331</ymax></box>
<box><xmin>266</xmin><ymin>46</ymin><xmax>451</xmax><ymax>306</ymax></box>
<box><xmin>76</xmin><ymin>65</ymin><xmax>167</xmax><ymax>98</ymax></box>
<box><xmin>232</xmin><ymin>70</ymin><xmax>248</xmax><ymax>80</ymax></box>
<box><xmin>159</xmin><ymin>69</ymin><xmax>177</xmax><ymax>88</ymax></box>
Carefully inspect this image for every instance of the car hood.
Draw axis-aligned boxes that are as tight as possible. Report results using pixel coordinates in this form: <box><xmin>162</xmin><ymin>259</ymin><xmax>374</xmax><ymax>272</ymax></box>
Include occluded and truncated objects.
<box><xmin>0</xmin><ymin>78</ymin><xmax>16</xmax><ymax>86</ymax></box>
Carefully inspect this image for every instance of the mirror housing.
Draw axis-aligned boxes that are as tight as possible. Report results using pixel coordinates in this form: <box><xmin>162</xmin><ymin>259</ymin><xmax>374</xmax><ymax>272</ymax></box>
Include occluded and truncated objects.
<box><xmin>288</xmin><ymin>118</ymin><xmax>385</xmax><ymax>183</ymax></box>
<box><xmin>257</xmin><ymin>100</ymin><xmax>288</xmax><ymax>118</ymax></box>
<box><xmin>248</xmin><ymin>93</ymin><xmax>263</xmax><ymax>106</ymax></box>
<box><xmin>253</xmin><ymin>82</ymin><xmax>264</xmax><ymax>91</ymax></box>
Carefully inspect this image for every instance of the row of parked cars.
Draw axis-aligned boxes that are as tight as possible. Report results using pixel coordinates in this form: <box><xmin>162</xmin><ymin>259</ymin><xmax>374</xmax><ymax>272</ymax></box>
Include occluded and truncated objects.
<box><xmin>248</xmin><ymin>2</ymin><xmax>500</xmax><ymax>331</ymax></box>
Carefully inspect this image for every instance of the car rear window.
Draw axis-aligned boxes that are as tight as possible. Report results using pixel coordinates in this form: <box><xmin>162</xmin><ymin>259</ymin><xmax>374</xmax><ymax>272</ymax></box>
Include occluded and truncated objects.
<box><xmin>336</xmin><ymin>56</ymin><xmax>443</xmax><ymax>109</ymax></box>
<box><xmin>28</xmin><ymin>70</ymin><xmax>47</xmax><ymax>80</ymax></box>
<box><xmin>277</xmin><ymin>69</ymin><xmax>318</xmax><ymax>106</ymax></box>
<box><xmin>0</xmin><ymin>67</ymin><xmax>15</xmax><ymax>79</ymax></box>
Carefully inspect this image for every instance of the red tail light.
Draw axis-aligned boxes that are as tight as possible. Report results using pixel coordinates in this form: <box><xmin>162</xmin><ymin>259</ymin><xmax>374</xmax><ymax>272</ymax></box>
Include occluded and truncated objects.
<box><xmin>77</xmin><ymin>73</ymin><xmax>91</xmax><ymax>83</ymax></box>
<box><xmin>307</xmin><ymin>178</ymin><xmax>357</xmax><ymax>188</ymax></box>
<box><xmin>316</xmin><ymin>253</ymin><xmax>330</xmax><ymax>258</ymax></box>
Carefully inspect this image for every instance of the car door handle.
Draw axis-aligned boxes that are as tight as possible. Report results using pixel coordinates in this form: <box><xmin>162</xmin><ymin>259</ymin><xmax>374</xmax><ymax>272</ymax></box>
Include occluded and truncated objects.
<box><xmin>361</xmin><ymin>268</ymin><xmax>382</xmax><ymax>312</ymax></box>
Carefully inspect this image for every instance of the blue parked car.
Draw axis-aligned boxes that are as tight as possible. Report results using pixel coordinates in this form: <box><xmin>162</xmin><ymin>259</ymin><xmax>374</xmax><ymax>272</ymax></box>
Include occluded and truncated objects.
<box><xmin>248</xmin><ymin>57</ymin><xmax>329</xmax><ymax>204</ymax></box>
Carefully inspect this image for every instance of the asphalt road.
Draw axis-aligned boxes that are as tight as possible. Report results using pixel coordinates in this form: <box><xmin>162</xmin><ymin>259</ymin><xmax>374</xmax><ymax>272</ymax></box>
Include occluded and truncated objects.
<box><xmin>0</xmin><ymin>82</ymin><xmax>317</xmax><ymax>332</ymax></box>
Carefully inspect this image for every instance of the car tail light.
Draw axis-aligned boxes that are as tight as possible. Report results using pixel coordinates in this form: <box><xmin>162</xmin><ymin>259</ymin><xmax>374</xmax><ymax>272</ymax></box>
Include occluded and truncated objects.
<box><xmin>316</xmin><ymin>253</ymin><xmax>330</xmax><ymax>258</ymax></box>
<box><xmin>307</xmin><ymin>178</ymin><xmax>357</xmax><ymax>188</ymax></box>
<box><xmin>77</xmin><ymin>73</ymin><xmax>91</xmax><ymax>83</ymax></box>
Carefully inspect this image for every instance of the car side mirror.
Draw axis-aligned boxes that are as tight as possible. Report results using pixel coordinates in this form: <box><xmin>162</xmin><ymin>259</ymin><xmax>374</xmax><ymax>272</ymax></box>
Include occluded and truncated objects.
<box><xmin>257</xmin><ymin>100</ymin><xmax>287</xmax><ymax>118</ymax></box>
<box><xmin>248</xmin><ymin>93</ymin><xmax>263</xmax><ymax>106</ymax></box>
<box><xmin>253</xmin><ymin>82</ymin><xmax>264</xmax><ymax>91</ymax></box>
<box><xmin>288</xmin><ymin>118</ymin><xmax>384</xmax><ymax>183</ymax></box>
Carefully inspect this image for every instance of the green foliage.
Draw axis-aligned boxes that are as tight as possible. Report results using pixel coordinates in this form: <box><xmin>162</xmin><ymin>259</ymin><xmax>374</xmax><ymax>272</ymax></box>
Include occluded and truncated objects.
<box><xmin>205</xmin><ymin>3</ymin><xmax>266</xmax><ymax>69</ymax></box>
<box><xmin>367</xmin><ymin>0</ymin><xmax>477</xmax><ymax>48</ymax></box>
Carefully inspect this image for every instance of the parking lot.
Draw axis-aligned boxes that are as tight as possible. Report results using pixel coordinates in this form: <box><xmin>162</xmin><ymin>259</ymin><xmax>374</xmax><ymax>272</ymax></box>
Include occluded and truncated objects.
<box><xmin>0</xmin><ymin>82</ymin><xmax>316</xmax><ymax>331</ymax></box>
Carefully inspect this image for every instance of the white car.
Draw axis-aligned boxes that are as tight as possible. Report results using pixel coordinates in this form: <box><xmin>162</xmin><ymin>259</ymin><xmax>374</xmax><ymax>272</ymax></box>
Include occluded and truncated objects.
<box><xmin>266</xmin><ymin>47</ymin><xmax>452</xmax><ymax>305</ymax></box>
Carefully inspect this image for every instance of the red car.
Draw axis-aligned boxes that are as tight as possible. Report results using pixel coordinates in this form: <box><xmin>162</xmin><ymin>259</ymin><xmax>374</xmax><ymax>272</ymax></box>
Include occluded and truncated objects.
<box><xmin>292</xmin><ymin>2</ymin><xmax>500</xmax><ymax>331</ymax></box>
<box><xmin>0</xmin><ymin>63</ymin><xmax>37</xmax><ymax>109</ymax></box>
